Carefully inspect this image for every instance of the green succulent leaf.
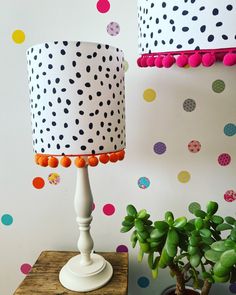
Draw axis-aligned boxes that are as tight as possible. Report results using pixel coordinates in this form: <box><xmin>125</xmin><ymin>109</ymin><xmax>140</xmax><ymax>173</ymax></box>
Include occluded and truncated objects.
<box><xmin>165</xmin><ymin>211</ymin><xmax>174</xmax><ymax>225</ymax></box>
<box><xmin>195</xmin><ymin>217</ymin><xmax>204</xmax><ymax>230</ymax></box>
<box><xmin>211</xmin><ymin>241</ymin><xmax>229</xmax><ymax>252</ymax></box>
<box><xmin>220</xmin><ymin>249</ymin><xmax>236</xmax><ymax>268</ymax></box>
<box><xmin>159</xmin><ymin>248</ymin><xmax>172</xmax><ymax>268</ymax></box>
<box><xmin>137</xmin><ymin>209</ymin><xmax>147</xmax><ymax>219</ymax></box>
<box><xmin>189</xmin><ymin>202</ymin><xmax>201</xmax><ymax>214</ymax></box>
<box><xmin>122</xmin><ymin>220</ymin><xmax>133</xmax><ymax>227</ymax></box>
<box><xmin>212</xmin><ymin>215</ymin><xmax>224</xmax><ymax>225</ymax></box>
<box><xmin>195</xmin><ymin>209</ymin><xmax>207</xmax><ymax>219</ymax></box>
<box><xmin>206</xmin><ymin>201</ymin><xmax>218</xmax><ymax>215</ymax></box>
<box><xmin>135</xmin><ymin>219</ymin><xmax>145</xmax><ymax>232</ymax></box>
<box><xmin>205</xmin><ymin>249</ymin><xmax>223</xmax><ymax>263</ymax></box>
<box><xmin>199</xmin><ymin>228</ymin><xmax>212</xmax><ymax>238</ymax></box>
<box><xmin>125</xmin><ymin>215</ymin><xmax>135</xmax><ymax>223</ymax></box>
<box><xmin>139</xmin><ymin>242</ymin><xmax>150</xmax><ymax>253</ymax></box>
<box><xmin>213</xmin><ymin>274</ymin><xmax>230</xmax><ymax>283</ymax></box>
<box><xmin>173</xmin><ymin>216</ymin><xmax>187</xmax><ymax>228</ymax></box>
<box><xmin>137</xmin><ymin>248</ymin><xmax>144</xmax><ymax>263</ymax></box>
<box><xmin>166</xmin><ymin>242</ymin><xmax>177</xmax><ymax>257</ymax></box>
<box><xmin>154</xmin><ymin>220</ymin><xmax>169</xmax><ymax>231</ymax></box>
<box><xmin>213</xmin><ymin>261</ymin><xmax>231</xmax><ymax>277</ymax></box>
<box><xmin>167</xmin><ymin>228</ymin><xmax>179</xmax><ymax>245</ymax></box>
<box><xmin>188</xmin><ymin>245</ymin><xmax>198</xmax><ymax>255</ymax></box>
<box><xmin>225</xmin><ymin>216</ymin><xmax>236</xmax><ymax>225</ymax></box>
<box><xmin>189</xmin><ymin>235</ymin><xmax>200</xmax><ymax>246</ymax></box>
<box><xmin>190</xmin><ymin>253</ymin><xmax>201</xmax><ymax>267</ymax></box>
<box><xmin>152</xmin><ymin>257</ymin><xmax>160</xmax><ymax>279</ymax></box>
<box><xmin>150</xmin><ymin>228</ymin><xmax>167</xmax><ymax>240</ymax></box>
<box><xmin>137</xmin><ymin>230</ymin><xmax>149</xmax><ymax>240</ymax></box>
<box><xmin>148</xmin><ymin>252</ymin><xmax>154</xmax><ymax>269</ymax></box>
<box><xmin>126</xmin><ymin>204</ymin><xmax>137</xmax><ymax>217</ymax></box>
<box><xmin>216</xmin><ymin>223</ymin><xmax>233</xmax><ymax>231</ymax></box>
<box><xmin>120</xmin><ymin>225</ymin><xmax>133</xmax><ymax>233</ymax></box>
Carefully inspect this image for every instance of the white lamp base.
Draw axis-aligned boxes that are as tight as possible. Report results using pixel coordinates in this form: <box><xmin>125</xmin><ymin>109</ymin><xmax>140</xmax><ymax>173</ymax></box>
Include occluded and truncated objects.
<box><xmin>59</xmin><ymin>253</ymin><xmax>113</xmax><ymax>292</ymax></box>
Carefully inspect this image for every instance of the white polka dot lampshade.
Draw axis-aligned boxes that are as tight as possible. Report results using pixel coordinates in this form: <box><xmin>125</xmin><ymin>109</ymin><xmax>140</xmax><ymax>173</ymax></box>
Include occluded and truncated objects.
<box><xmin>27</xmin><ymin>41</ymin><xmax>125</xmax><ymax>156</ymax></box>
<box><xmin>137</xmin><ymin>0</ymin><xmax>236</xmax><ymax>67</ymax></box>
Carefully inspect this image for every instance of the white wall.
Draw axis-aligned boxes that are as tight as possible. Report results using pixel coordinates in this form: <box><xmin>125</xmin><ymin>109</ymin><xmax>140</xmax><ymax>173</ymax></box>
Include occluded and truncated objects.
<box><xmin>0</xmin><ymin>0</ymin><xmax>235</xmax><ymax>294</ymax></box>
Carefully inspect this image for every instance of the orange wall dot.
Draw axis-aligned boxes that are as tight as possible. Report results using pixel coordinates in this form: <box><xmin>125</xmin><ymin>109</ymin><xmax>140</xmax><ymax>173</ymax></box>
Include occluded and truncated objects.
<box><xmin>32</xmin><ymin>177</ymin><xmax>45</xmax><ymax>189</ymax></box>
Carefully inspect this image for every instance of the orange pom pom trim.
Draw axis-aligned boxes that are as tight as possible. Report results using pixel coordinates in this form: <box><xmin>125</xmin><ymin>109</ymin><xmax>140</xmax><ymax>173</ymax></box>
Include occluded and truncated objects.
<box><xmin>99</xmin><ymin>153</ymin><xmax>110</xmax><ymax>164</ymax></box>
<box><xmin>34</xmin><ymin>149</ymin><xmax>125</xmax><ymax>168</ymax></box>
<box><xmin>38</xmin><ymin>155</ymin><xmax>48</xmax><ymax>167</ymax></box>
<box><xmin>60</xmin><ymin>156</ymin><xmax>72</xmax><ymax>167</ymax></box>
<box><xmin>116</xmin><ymin>150</ymin><xmax>125</xmax><ymax>160</ymax></box>
<box><xmin>48</xmin><ymin>156</ymin><xmax>59</xmax><ymax>168</ymax></box>
<box><xmin>75</xmin><ymin>157</ymin><xmax>86</xmax><ymax>168</ymax></box>
<box><xmin>109</xmin><ymin>153</ymin><xmax>118</xmax><ymax>163</ymax></box>
<box><xmin>88</xmin><ymin>156</ymin><xmax>99</xmax><ymax>167</ymax></box>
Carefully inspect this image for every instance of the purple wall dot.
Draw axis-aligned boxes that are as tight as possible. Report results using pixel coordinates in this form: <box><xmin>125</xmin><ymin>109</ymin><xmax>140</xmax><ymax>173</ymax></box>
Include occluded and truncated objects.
<box><xmin>153</xmin><ymin>142</ymin><xmax>166</xmax><ymax>154</ymax></box>
<box><xmin>116</xmin><ymin>245</ymin><xmax>128</xmax><ymax>252</ymax></box>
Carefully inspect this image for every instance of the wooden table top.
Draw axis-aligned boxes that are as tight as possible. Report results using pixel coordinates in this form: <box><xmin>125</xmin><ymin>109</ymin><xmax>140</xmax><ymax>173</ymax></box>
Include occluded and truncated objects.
<box><xmin>14</xmin><ymin>251</ymin><xmax>128</xmax><ymax>295</ymax></box>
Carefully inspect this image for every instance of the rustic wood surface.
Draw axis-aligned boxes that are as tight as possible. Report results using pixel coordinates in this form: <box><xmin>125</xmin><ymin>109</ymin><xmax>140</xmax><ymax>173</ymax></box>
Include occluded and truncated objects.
<box><xmin>14</xmin><ymin>251</ymin><xmax>128</xmax><ymax>295</ymax></box>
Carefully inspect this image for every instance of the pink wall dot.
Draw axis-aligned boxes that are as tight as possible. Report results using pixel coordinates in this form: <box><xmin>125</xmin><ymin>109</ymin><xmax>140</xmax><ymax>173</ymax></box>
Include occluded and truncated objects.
<box><xmin>224</xmin><ymin>190</ymin><xmax>236</xmax><ymax>202</ymax></box>
<box><xmin>103</xmin><ymin>203</ymin><xmax>115</xmax><ymax>216</ymax></box>
<box><xmin>20</xmin><ymin>263</ymin><xmax>32</xmax><ymax>275</ymax></box>
<box><xmin>96</xmin><ymin>0</ymin><xmax>110</xmax><ymax>13</ymax></box>
<box><xmin>92</xmin><ymin>202</ymin><xmax>96</xmax><ymax>211</ymax></box>
<box><xmin>218</xmin><ymin>153</ymin><xmax>231</xmax><ymax>166</ymax></box>
<box><xmin>107</xmin><ymin>22</ymin><xmax>120</xmax><ymax>36</ymax></box>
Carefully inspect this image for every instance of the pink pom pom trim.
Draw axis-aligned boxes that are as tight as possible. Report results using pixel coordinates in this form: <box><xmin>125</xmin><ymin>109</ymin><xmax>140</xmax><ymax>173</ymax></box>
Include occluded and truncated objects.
<box><xmin>137</xmin><ymin>48</ymin><xmax>236</xmax><ymax>69</ymax></box>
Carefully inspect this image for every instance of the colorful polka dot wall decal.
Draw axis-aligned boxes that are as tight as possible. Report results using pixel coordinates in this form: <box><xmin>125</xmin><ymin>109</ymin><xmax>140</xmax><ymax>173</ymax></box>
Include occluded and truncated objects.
<box><xmin>224</xmin><ymin>123</ymin><xmax>236</xmax><ymax>136</ymax></box>
<box><xmin>212</xmin><ymin>79</ymin><xmax>225</xmax><ymax>93</ymax></box>
<box><xmin>183</xmin><ymin>99</ymin><xmax>196</xmax><ymax>112</ymax></box>
<box><xmin>143</xmin><ymin>88</ymin><xmax>156</xmax><ymax>102</ymax></box>
<box><xmin>32</xmin><ymin>177</ymin><xmax>45</xmax><ymax>189</ymax></box>
<box><xmin>12</xmin><ymin>29</ymin><xmax>25</xmax><ymax>44</ymax></box>
<box><xmin>137</xmin><ymin>276</ymin><xmax>150</xmax><ymax>288</ymax></box>
<box><xmin>96</xmin><ymin>0</ymin><xmax>110</xmax><ymax>13</ymax></box>
<box><xmin>153</xmin><ymin>142</ymin><xmax>166</xmax><ymax>155</ymax></box>
<box><xmin>103</xmin><ymin>203</ymin><xmax>115</xmax><ymax>216</ymax></box>
<box><xmin>1</xmin><ymin>214</ymin><xmax>13</xmax><ymax>226</ymax></box>
<box><xmin>48</xmin><ymin>173</ymin><xmax>60</xmax><ymax>185</ymax></box>
<box><xmin>224</xmin><ymin>190</ymin><xmax>236</xmax><ymax>202</ymax></box>
<box><xmin>20</xmin><ymin>263</ymin><xmax>32</xmax><ymax>275</ymax></box>
<box><xmin>178</xmin><ymin>171</ymin><xmax>191</xmax><ymax>183</ymax></box>
<box><xmin>138</xmin><ymin>177</ymin><xmax>150</xmax><ymax>189</ymax></box>
<box><xmin>107</xmin><ymin>22</ymin><xmax>120</xmax><ymax>36</ymax></box>
<box><xmin>188</xmin><ymin>140</ymin><xmax>201</xmax><ymax>153</ymax></box>
<box><xmin>92</xmin><ymin>202</ymin><xmax>96</xmax><ymax>211</ymax></box>
<box><xmin>218</xmin><ymin>153</ymin><xmax>231</xmax><ymax>166</ymax></box>
<box><xmin>116</xmin><ymin>245</ymin><xmax>128</xmax><ymax>253</ymax></box>
<box><xmin>124</xmin><ymin>60</ymin><xmax>129</xmax><ymax>72</ymax></box>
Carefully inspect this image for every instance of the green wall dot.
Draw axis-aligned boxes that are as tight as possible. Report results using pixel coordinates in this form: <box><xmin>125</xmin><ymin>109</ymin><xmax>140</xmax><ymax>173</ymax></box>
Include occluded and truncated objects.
<box><xmin>212</xmin><ymin>79</ymin><xmax>225</xmax><ymax>93</ymax></box>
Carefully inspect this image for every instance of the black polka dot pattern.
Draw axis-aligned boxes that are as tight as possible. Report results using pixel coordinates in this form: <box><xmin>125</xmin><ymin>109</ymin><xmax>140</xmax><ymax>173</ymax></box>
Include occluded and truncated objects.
<box><xmin>138</xmin><ymin>0</ymin><xmax>235</xmax><ymax>53</ymax></box>
<box><xmin>27</xmin><ymin>41</ymin><xmax>126</xmax><ymax>155</ymax></box>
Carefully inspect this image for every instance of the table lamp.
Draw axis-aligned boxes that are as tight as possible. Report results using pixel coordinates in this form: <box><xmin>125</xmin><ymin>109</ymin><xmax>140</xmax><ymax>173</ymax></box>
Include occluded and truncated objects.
<box><xmin>137</xmin><ymin>0</ymin><xmax>236</xmax><ymax>68</ymax></box>
<box><xmin>26</xmin><ymin>41</ymin><xmax>125</xmax><ymax>291</ymax></box>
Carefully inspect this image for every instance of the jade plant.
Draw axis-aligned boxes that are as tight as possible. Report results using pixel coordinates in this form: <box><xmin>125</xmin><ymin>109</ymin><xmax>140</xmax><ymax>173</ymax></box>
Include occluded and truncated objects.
<box><xmin>121</xmin><ymin>201</ymin><xmax>236</xmax><ymax>295</ymax></box>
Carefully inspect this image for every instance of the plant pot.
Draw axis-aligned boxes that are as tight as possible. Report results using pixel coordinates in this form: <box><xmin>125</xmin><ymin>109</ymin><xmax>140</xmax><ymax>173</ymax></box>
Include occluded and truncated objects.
<box><xmin>161</xmin><ymin>285</ymin><xmax>200</xmax><ymax>295</ymax></box>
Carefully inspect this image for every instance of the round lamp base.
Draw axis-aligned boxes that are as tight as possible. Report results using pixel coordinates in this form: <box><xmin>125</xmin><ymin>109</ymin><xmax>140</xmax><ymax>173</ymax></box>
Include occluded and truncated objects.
<box><xmin>59</xmin><ymin>253</ymin><xmax>113</xmax><ymax>292</ymax></box>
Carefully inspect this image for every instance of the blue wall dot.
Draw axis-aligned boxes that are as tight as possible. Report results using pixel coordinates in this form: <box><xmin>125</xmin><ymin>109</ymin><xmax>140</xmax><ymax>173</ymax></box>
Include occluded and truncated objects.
<box><xmin>224</xmin><ymin>123</ymin><xmax>236</xmax><ymax>136</ymax></box>
<box><xmin>138</xmin><ymin>177</ymin><xmax>150</xmax><ymax>189</ymax></box>
<box><xmin>137</xmin><ymin>276</ymin><xmax>150</xmax><ymax>288</ymax></box>
<box><xmin>229</xmin><ymin>283</ymin><xmax>236</xmax><ymax>293</ymax></box>
<box><xmin>1</xmin><ymin>214</ymin><xmax>13</xmax><ymax>226</ymax></box>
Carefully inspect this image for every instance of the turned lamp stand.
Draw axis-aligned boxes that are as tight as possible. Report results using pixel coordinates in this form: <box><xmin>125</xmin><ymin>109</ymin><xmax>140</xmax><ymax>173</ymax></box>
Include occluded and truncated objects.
<box><xmin>59</xmin><ymin>165</ymin><xmax>113</xmax><ymax>291</ymax></box>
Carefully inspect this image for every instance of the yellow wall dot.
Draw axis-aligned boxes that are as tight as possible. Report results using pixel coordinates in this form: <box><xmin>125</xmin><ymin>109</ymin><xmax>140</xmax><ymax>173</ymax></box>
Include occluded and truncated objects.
<box><xmin>12</xmin><ymin>30</ymin><xmax>25</xmax><ymax>44</ymax></box>
<box><xmin>177</xmin><ymin>171</ymin><xmax>191</xmax><ymax>183</ymax></box>
<box><xmin>143</xmin><ymin>88</ymin><xmax>157</xmax><ymax>102</ymax></box>
<box><xmin>124</xmin><ymin>60</ymin><xmax>129</xmax><ymax>72</ymax></box>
